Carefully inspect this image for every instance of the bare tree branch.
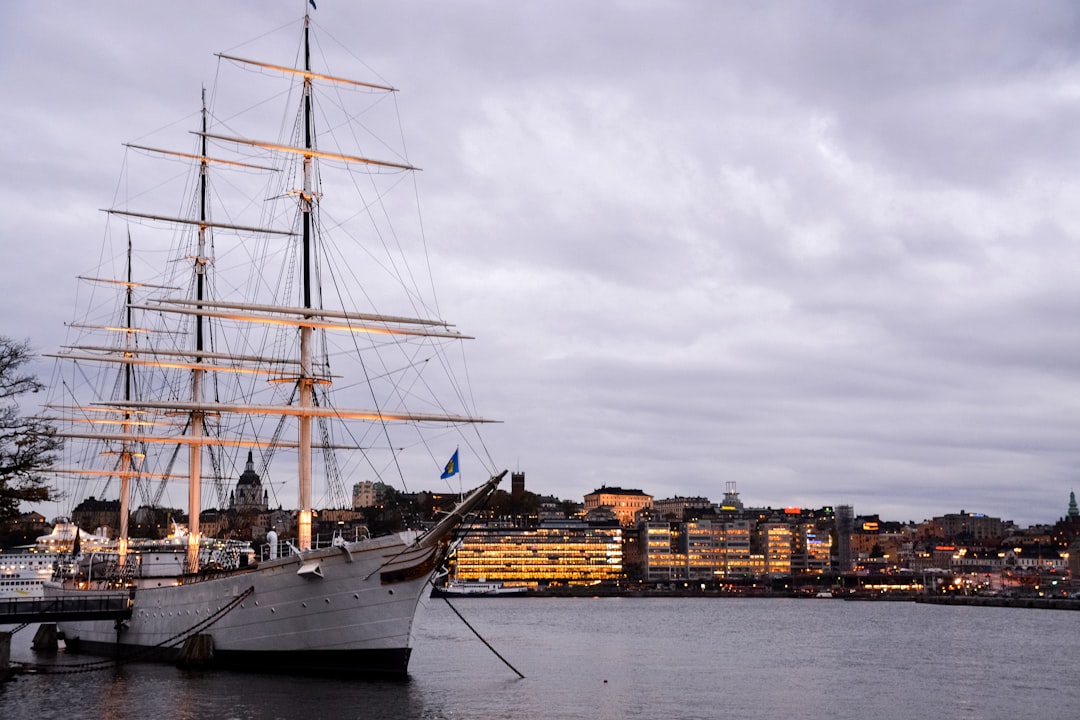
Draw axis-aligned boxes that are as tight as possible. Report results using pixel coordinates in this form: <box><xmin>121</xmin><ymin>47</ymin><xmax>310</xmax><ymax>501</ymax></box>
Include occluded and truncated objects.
<box><xmin>0</xmin><ymin>336</ymin><xmax>61</xmax><ymax>519</ymax></box>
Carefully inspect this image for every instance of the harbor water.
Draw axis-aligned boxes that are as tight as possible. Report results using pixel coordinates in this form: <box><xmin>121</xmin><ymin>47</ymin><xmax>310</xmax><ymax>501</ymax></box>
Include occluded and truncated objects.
<box><xmin>3</xmin><ymin>595</ymin><xmax>1078</xmax><ymax>719</ymax></box>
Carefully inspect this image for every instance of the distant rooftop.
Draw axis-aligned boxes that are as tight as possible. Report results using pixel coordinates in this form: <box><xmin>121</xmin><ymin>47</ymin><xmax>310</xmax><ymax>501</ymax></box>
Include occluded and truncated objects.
<box><xmin>588</xmin><ymin>487</ymin><xmax>648</xmax><ymax>496</ymax></box>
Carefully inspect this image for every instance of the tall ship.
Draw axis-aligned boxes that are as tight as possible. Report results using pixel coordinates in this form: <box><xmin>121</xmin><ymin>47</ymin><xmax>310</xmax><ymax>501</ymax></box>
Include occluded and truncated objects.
<box><xmin>40</xmin><ymin>5</ymin><xmax>503</xmax><ymax>678</ymax></box>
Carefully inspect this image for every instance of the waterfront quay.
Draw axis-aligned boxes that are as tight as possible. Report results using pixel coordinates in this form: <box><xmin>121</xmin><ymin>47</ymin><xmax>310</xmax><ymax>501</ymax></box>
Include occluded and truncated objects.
<box><xmin>915</xmin><ymin>594</ymin><xmax>1080</xmax><ymax>610</ymax></box>
<box><xmin>438</xmin><ymin>578</ymin><xmax>1080</xmax><ymax>607</ymax></box>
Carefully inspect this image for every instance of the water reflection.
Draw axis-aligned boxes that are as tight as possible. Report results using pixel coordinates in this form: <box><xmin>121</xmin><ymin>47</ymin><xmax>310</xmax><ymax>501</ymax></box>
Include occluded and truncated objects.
<box><xmin>5</xmin><ymin>598</ymin><xmax>1080</xmax><ymax>720</ymax></box>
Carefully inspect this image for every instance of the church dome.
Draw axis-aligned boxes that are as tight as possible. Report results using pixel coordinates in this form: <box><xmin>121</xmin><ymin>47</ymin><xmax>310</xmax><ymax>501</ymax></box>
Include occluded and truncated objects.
<box><xmin>237</xmin><ymin>451</ymin><xmax>261</xmax><ymax>486</ymax></box>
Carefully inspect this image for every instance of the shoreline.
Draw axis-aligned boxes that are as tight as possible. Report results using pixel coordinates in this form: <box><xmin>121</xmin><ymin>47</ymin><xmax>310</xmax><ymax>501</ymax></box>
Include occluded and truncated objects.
<box><xmin>433</xmin><ymin>586</ymin><xmax>1080</xmax><ymax>609</ymax></box>
<box><xmin>913</xmin><ymin>595</ymin><xmax>1080</xmax><ymax>610</ymax></box>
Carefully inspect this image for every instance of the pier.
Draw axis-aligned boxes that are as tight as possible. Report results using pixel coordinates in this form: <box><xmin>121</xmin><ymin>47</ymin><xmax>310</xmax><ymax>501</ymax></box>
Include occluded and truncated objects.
<box><xmin>0</xmin><ymin>594</ymin><xmax>132</xmax><ymax>624</ymax></box>
<box><xmin>914</xmin><ymin>595</ymin><xmax>1080</xmax><ymax>611</ymax></box>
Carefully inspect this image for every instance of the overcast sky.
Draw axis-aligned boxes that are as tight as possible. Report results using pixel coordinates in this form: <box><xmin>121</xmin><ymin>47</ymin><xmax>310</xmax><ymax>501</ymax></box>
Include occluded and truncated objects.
<box><xmin>3</xmin><ymin>1</ymin><xmax>1080</xmax><ymax>527</ymax></box>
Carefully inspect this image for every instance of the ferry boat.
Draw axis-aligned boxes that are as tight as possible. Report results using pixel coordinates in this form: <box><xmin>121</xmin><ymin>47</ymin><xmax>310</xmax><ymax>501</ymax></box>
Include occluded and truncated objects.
<box><xmin>0</xmin><ymin>550</ymin><xmax>55</xmax><ymax>600</ymax></box>
<box><xmin>0</xmin><ymin>519</ymin><xmax>111</xmax><ymax>599</ymax></box>
<box><xmin>432</xmin><ymin>579</ymin><xmax>530</xmax><ymax>597</ymax></box>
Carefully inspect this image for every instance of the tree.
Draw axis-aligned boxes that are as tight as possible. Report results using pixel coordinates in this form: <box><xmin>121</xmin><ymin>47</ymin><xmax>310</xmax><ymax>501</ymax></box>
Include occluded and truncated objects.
<box><xmin>0</xmin><ymin>336</ymin><xmax>61</xmax><ymax>519</ymax></box>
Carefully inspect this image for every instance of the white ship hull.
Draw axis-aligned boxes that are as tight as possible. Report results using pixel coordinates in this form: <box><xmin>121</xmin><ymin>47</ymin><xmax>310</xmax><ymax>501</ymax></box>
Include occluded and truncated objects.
<box><xmin>47</xmin><ymin>532</ymin><xmax>440</xmax><ymax>677</ymax></box>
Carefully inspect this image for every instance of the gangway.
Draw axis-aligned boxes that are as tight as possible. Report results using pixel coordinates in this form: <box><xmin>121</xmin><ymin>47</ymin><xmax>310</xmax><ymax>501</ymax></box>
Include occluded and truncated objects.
<box><xmin>0</xmin><ymin>594</ymin><xmax>132</xmax><ymax>624</ymax></box>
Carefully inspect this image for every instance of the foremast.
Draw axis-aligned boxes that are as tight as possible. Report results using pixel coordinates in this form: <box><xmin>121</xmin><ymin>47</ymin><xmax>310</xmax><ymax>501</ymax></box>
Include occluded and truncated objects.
<box><xmin>117</xmin><ymin>236</ymin><xmax>136</xmax><ymax>566</ymax></box>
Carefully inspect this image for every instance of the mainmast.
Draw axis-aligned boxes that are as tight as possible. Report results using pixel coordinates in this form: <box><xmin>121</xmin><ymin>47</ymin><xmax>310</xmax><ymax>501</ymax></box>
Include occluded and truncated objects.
<box><xmin>297</xmin><ymin>12</ymin><xmax>315</xmax><ymax>551</ymax></box>
<box><xmin>186</xmin><ymin>88</ymin><xmax>210</xmax><ymax>573</ymax></box>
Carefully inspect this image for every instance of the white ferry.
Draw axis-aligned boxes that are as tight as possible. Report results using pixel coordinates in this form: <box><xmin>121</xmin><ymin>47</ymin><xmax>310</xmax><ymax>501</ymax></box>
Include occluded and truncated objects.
<box><xmin>433</xmin><ymin>579</ymin><xmax>529</xmax><ymax>597</ymax></box>
<box><xmin>0</xmin><ymin>551</ymin><xmax>56</xmax><ymax>599</ymax></box>
<box><xmin>0</xmin><ymin>519</ymin><xmax>112</xmax><ymax>600</ymax></box>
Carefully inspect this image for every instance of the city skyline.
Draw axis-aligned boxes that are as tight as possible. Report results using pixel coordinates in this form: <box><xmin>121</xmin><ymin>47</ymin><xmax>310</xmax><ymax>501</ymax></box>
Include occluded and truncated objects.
<box><xmin>40</xmin><ymin>474</ymin><xmax>1078</xmax><ymax>534</ymax></box>
<box><xmin>505</xmin><ymin>480</ymin><xmax>1074</xmax><ymax>528</ymax></box>
<box><xmin>3</xmin><ymin>2</ymin><xmax>1080</xmax><ymax>527</ymax></box>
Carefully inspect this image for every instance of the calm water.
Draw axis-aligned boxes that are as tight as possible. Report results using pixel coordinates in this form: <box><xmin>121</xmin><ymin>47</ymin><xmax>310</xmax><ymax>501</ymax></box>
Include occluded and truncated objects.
<box><xmin>3</xmin><ymin>596</ymin><xmax>1078</xmax><ymax>719</ymax></box>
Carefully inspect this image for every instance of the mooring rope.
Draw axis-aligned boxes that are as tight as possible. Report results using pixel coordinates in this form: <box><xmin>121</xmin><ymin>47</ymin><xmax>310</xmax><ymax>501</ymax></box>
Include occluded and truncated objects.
<box><xmin>12</xmin><ymin>585</ymin><xmax>255</xmax><ymax>675</ymax></box>
<box><xmin>430</xmin><ymin>484</ymin><xmax>524</xmax><ymax>679</ymax></box>
<box><xmin>439</xmin><ymin>594</ymin><xmax>525</xmax><ymax>679</ymax></box>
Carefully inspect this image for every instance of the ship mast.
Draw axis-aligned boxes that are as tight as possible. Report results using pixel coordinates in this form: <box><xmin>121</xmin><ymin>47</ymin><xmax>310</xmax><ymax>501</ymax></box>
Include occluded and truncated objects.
<box><xmin>297</xmin><ymin>12</ymin><xmax>315</xmax><ymax>551</ymax></box>
<box><xmin>117</xmin><ymin>234</ymin><xmax>136</xmax><ymax>567</ymax></box>
<box><xmin>186</xmin><ymin>88</ymin><xmax>210</xmax><ymax>573</ymax></box>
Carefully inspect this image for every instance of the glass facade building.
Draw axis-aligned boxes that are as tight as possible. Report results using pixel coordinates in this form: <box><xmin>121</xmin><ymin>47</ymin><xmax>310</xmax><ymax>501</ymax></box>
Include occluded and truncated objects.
<box><xmin>452</xmin><ymin>519</ymin><xmax>623</xmax><ymax>586</ymax></box>
<box><xmin>641</xmin><ymin>517</ymin><xmax>832</xmax><ymax>581</ymax></box>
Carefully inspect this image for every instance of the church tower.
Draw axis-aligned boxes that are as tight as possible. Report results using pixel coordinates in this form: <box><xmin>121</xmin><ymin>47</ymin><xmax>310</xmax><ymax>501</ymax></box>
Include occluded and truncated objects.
<box><xmin>231</xmin><ymin>450</ymin><xmax>269</xmax><ymax>513</ymax></box>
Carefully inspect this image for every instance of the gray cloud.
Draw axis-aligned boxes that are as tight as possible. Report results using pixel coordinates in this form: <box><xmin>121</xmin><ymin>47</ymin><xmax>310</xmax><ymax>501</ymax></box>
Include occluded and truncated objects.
<box><xmin>2</xmin><ymin>1</ymin><xmax>1079</xmax><ymax>526</ymax></box>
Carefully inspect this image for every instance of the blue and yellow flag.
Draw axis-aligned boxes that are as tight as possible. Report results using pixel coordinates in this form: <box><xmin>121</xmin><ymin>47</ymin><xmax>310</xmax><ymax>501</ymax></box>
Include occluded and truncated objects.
<box><xmin>440</xmin><ymin>449</ymin><xmax>460</xmax><ymax>479</ymax></box>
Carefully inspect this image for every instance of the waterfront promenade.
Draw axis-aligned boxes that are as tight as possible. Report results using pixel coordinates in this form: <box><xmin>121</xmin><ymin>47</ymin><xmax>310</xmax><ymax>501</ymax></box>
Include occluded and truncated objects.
<box><xmin>438</xmin><ymin>582</ymin><xmax>1080</xmax><ymax>609</ymax></box>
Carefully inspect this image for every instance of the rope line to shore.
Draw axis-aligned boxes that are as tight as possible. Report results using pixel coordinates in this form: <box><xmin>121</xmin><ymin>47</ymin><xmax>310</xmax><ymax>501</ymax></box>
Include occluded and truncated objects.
<box><xmin>428</xmin><ymin>488</ymin><xmax>524</xmax><ymax>678</ymax></box>
<box><xmin>439</xmin><ymin>595</ymin><xmax>525</xmax><ymax>679</ymax></box>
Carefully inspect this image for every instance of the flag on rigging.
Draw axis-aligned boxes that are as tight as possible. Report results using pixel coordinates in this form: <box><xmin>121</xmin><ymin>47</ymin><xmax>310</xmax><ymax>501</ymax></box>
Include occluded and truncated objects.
<box><xmin>440</xmin><ymin>449</ymin><xmax>460</xmax><ymax>479</ymax></box>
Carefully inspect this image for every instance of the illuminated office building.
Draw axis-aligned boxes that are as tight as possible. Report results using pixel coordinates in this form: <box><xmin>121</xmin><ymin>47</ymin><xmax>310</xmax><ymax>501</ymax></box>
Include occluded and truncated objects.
<box><xmin>715</xmin><ymin>519</ymin><xmax>755</xmax><ymax>578</ymax></box>
<box><xmin>790</xmin><ymin>521</ymin><xmax>832</xmax><ymax>574</ymax></box>
<box><xmin>761</xmin><ymin>522</ymin><xmax>793</xmax><ymax>577</ymax></box>
<box><xmin>642</xmin><ymin>520</ymin><xmax>721</xmax><ymax>582</ymax></box>
<box><xmin>641</xmin><ymin>516</ymin><xmax>832</xmax><ymax>581</ymax></box>
<box><xmin>451</xmin><ymin>518</ymin><xmax>623</xmax><ymax>586</ymax></box>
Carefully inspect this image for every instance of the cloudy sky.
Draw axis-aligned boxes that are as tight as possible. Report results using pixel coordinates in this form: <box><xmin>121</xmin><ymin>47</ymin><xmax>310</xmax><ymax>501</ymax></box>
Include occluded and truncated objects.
<box><xmin>3</xmin><ymin>1</ymin><xmax>1080</xmax><ymax>527</ymax></box>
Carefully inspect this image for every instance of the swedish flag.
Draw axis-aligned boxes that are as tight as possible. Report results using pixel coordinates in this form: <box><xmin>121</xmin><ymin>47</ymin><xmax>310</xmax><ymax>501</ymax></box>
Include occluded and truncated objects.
<box><xmin>440</xmin><ymin>449</ymin><xmax>460</xmax><ymax>479</ymax></box>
